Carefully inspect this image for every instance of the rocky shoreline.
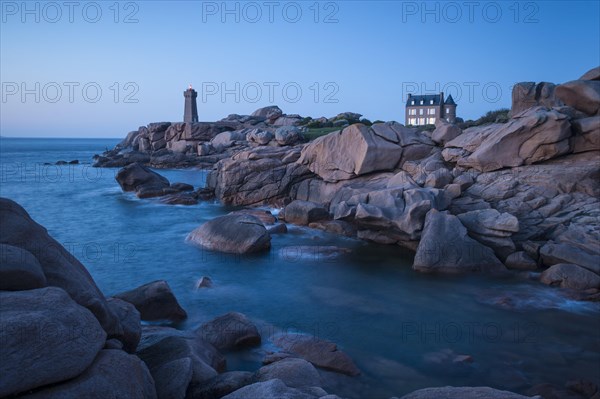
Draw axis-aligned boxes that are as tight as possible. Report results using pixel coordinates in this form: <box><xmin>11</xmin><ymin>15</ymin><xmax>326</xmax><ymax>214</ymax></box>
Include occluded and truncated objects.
<box><xmin>99</xmin><ymin>67</ymin><xmax>600</xmax><ymax>301</ymax></box>
<box><xmin>2</xmin><ymin>67</ymin><xmax>598</xmax><ymax>398</ymax></box>
<box><xmin>0</xmin><ymin>197</ymin><xmax>569</xmax><ymax>398</ymax></box>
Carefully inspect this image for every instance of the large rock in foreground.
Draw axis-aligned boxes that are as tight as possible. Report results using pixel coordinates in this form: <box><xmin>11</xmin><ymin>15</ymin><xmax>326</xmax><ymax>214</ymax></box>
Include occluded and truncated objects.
<box><xmin>0</xmin><ymin>243</ymin><xmax>47</xmax><ymax>291</ymax></box>
<box><xmin>0</xmin><ymin>287</ymin><xmax>106</xmax><ymax>397</ymax></box>
<box><xmin>413</xmin><ymin>209</ymin><xmax>505</xmax><ymax>273</ymax></box>
<box><xmin>298</xmin><ymin>122</ymin><xmax>433</xmax><ymax>182</ymax></box>
<box><xmin>21</xmin><ymin>350</ymin><xmax>157</xmax><ymax>399</ymax></box>
<box><xmin>187</xmin><ymin>214</ymin><xmax>271</xmax><ymax>254</ymax></box>
<box><xmin>0</xmin><ymin>198</ymin><xmax>123</xmax><ymax>338</ymax></box>
<box><xmin>113</xmin><ymin>280</ymin><xmax>187</xmax><ymax>322</ymax></box>
<box><xmin>400</xmin><ymin>386</ymin><xmax>536</xmax><ymax>399</ymax></box>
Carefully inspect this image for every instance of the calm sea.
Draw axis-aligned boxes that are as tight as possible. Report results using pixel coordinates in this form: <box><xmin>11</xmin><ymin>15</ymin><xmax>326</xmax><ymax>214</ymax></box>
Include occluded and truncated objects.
<box><xmin>1</xmin><ymin>137</ymin><xmax>598</xmax><ymax>397</ymax></box>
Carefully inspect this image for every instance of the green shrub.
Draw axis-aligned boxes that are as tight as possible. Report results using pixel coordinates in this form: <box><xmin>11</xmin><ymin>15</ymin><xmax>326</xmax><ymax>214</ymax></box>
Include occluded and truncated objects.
<box><xmin>459</xmin><ymin>108</ymin><xmax>510</xmax><ymax>129</ymax></box>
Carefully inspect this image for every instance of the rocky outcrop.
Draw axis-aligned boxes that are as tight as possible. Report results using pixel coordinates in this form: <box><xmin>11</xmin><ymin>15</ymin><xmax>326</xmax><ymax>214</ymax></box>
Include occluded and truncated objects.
<box><xmin>251</xmin><ymin>105</ymin><xmax>283</xmax><ymax>122</ymax></box>
<box><xmin>116</xmin><ymin>162</ymin><xmax>170</xmax><ymax>193</ymax></box>
<box><xmin>580</xmin><ymin>66</ymin><xmax>600</xmax><ymax>81</ymax></box>
<box><xmin>445</xmin><ymin>107</ymin><xmax>572</xmax><ymax>172</ymax></box>
<box><xmin>457</xmin><ymin>209</ymin><xmax>519</xmax><ymax>260</ymax></box>
<box><xmin>0</xmin><ymin>198</ymin><xmax>162</xmax><ymax>398</ymax></box>
<box><xmin>413</xmin><ymin>209</ymin><xmax>505</xmax><ymax>273</ymax></box>
<box><xmin>432</xmin><ymin>118</ymin><xmax>462</xmax><ymax>144</ymax></box>
<box><xmin>555</xmin><ymin>80</ymin><xmax>600</xmax><ymax>116</ymax></box>
<box><xmin>96</xmin><ymin>106</ymin><xmax>321</xmax><ymax>169</ymax></box>
<box><xmin>207</xmin><ymin>145</ymin><xmax>313</xmax><ymax>206</ymax></box>
<box><xmin>298</xmin><ymin>122</ymin><xmax>434</xmax><ymax>182</ymax></box>
<box><xmin>187</xmin><ymin>214</ymin><xmax>271</xmax><ymax>254</ymax></box>
<box><xmin>510</xmin><ymin>81</ymin><xmax>563</xmax><ymax>116</ymax></box>
<box><xmin>247</xmin><ymin>129</ymin><xmax>274</xmax><ymax>145</ymax></box>
<box><xmin>572</xmin><ymin>116</ymin><xmax>600</xmax><ymax>153</ymax></box>
<box><xmin>115</xmin><ymin>163</ymin><xmax>196</xmax><ymax>200</ymax></box>
<box><xmin>275</xmin><ymin>126</ymin><xmax>305</xmax><ymax>146</ymax></box>
<box><xmin>113</xmin><ymin>280</ymin><xmax>188</xmax><ymax>322</ymax></box>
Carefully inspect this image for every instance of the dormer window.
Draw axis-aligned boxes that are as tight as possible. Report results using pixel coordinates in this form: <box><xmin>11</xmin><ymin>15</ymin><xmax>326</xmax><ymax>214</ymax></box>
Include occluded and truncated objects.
<box><xmin>430</xmin><ymin>100</ymin><xmax>433</xmax><ymax>104</ymax></box>
<box><xmin>411</xmin><ymin>100</ymin><xmax>414</xmax><ymax>105</ymax></box>
<box><xmin>420</xmin><ymin>100</ymin><xmax>423</xmax><ymax>105</ymax></box>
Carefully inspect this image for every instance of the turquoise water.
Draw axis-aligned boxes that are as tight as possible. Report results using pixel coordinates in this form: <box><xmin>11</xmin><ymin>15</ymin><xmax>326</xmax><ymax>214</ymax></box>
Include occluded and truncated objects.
<box><xmin>1</xmin><ymin>137</ymin><xmax>599</xmax><ymax>397</ymax></box>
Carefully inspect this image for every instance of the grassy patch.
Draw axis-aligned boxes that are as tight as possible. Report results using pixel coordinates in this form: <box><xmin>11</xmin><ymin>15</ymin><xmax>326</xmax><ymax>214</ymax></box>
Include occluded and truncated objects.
<box><xmin>304</xmin><ymin>127</ymin><xmax>342</xmax><ymax>141</ymax></box>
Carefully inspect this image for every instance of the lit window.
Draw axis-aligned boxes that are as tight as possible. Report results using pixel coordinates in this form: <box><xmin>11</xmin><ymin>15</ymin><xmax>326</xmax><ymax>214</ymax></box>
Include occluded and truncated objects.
<box><xmin>419</xmin><ymin>109</ymin><xmax>423</xmax><ymax>115</ymax></box>
<box><xmin>411</xmin><ymin>101</ymin><xmax>415</xmax><ymax>105</ymax></box>
<box><xmin>420</xmin><ymin>100</ymin><xmax>423</xmax><ymax>105</ymax></box>
<box><xmin>430</xmin><ymin>100</ymin><xmax>433</xmax><ymax>105</ymax></box>
<box><xmin>446</xmin><ymin>107</ymin><xmax>450</xmax><ymax>114</ymax></box>
<box><xmin>419</xmin><ymin>118</ymin><xmax>425</xmax><ymax>125</ymax></box>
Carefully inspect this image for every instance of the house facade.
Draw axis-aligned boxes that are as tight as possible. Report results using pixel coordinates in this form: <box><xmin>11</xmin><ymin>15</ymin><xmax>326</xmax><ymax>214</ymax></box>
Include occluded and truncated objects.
<box><xmin>405</xmin><ymin>92</ymin><xmax>456</xmax><ymax>126</ymax></box>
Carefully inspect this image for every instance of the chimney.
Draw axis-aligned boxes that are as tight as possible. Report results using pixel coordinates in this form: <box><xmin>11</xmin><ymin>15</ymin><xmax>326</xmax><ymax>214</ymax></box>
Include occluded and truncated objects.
<box><xmin>440</xmin><ymin>91</ymin><xmax>444</xmax><ymax>104</ymax></box>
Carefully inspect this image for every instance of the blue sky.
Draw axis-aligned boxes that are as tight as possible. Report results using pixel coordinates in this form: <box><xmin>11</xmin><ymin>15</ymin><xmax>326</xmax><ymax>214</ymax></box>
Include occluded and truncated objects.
<box><xmin>1</xmin><ymin>0</ymin><xmax>599</xmax><ymax>137</ymax></box>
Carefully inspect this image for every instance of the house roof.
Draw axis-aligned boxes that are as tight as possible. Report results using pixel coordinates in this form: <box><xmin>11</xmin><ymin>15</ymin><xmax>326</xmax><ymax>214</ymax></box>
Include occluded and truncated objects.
<box><xmin>444</xmin><ymin>94</ymin><xmax>456</xmax><ymax>105</ymax></box>
<box><xmin>406</xmin><ymin>94</ymin><xmax>442</xmax><ymax>107</ymax></box>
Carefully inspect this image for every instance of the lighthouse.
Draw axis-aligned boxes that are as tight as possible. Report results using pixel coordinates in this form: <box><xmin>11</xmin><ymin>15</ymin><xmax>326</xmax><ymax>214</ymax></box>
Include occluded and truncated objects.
<box><xmin>184</xmin><ymin>84</ymin><xmax>199</xmax><ymax>123</ymax></box>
